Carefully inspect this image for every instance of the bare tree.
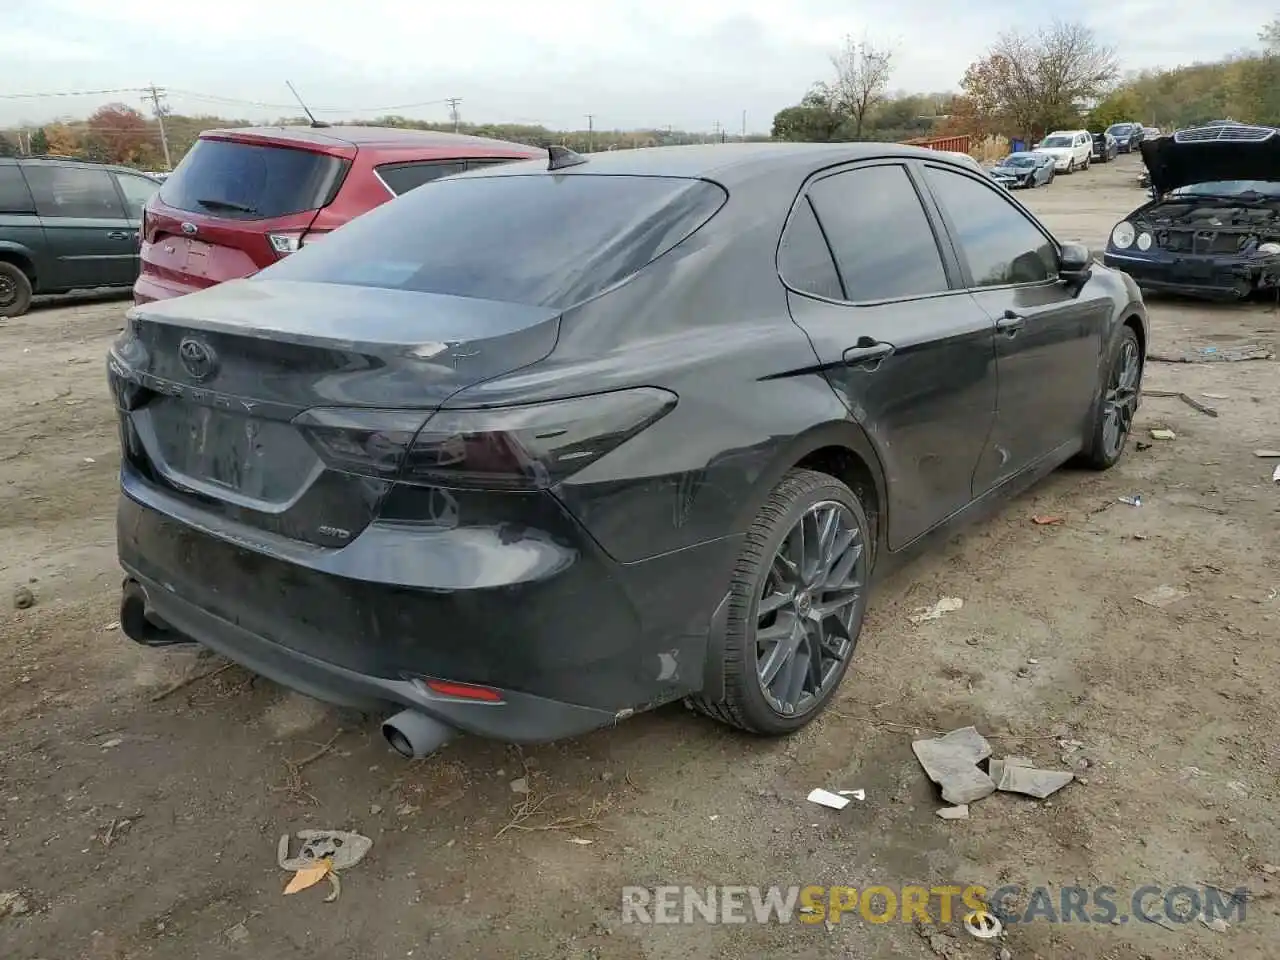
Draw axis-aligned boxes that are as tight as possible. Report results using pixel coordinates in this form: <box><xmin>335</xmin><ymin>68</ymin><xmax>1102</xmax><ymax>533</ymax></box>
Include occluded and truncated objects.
<box><xmin>828</xmin><ymin>35</ymin><xmax>895</xmax><ymax>139</ymax></box>
<box><xmin>961</xmin><ymin>21</ymin><xmax>1118</xmax><ymax>139</ymax></box>
<box><xmin>1262</xmin><ymin>17</ymin><xmax>1280</xmax><ymax>52</ymax></box>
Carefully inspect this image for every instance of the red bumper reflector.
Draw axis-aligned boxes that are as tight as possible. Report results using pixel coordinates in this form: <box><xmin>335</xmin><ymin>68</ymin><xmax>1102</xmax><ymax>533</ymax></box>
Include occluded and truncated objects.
<box><xmin>423</xmin><ymin>679</ymin><xmax>503</xmax><ymax>702</ymax></box>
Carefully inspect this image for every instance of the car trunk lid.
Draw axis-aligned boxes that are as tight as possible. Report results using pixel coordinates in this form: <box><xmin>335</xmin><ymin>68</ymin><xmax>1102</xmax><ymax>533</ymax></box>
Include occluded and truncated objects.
<box><xmin>109</xmin><ymin>279</ymin><xmax>561</xmax><ymax>547</ymax></box>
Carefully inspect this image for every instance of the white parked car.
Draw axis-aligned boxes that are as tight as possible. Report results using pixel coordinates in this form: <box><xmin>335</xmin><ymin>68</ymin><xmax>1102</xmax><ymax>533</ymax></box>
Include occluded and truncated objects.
<box><xmin>1032</xmin><ymin>130</ymin><xmax>1093</xmax><ymax>174</ymax></box>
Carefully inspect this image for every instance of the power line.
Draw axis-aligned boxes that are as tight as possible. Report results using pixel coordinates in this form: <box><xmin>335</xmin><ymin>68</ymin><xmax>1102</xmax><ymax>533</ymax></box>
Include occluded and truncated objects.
<box><xmin>0</xmin><ymin>87</ymin><xmax>148</xmax><ymax>100</ymax></box>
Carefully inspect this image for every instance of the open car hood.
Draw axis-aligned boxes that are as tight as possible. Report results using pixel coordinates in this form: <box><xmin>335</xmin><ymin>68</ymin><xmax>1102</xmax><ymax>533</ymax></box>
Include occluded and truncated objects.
<box><xmin>1141</xmin><ymin>123</ymin><xmax>1280</xmax><ymax>195</ymax></box>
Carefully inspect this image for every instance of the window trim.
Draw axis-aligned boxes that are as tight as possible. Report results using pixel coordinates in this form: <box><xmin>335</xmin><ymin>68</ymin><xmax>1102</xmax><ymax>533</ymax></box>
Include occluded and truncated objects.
<box><xmin>917</xmin><ymin>161</ymin><xmax>1063</xmax><ymax>293</ymax></box>
<box><xmin>776</xmin><ymin>159</ymin><xmax>968</xmax><ymax>307</ymax></box>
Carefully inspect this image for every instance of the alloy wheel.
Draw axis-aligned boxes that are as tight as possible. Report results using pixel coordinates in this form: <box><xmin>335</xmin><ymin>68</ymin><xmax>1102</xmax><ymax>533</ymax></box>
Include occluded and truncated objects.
<box><xmin>755</xmin><ymin>500</ymin><xmax>865</xmax><ymax>716</ymax></box>
<box><xmin>1102</xmin><ymin>338</ymin><xmax>1141</xmax><ymax>457</ymax></box>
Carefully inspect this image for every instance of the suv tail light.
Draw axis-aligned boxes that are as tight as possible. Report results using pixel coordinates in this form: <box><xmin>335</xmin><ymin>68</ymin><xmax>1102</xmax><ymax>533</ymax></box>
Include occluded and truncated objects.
<box><xmin>294</xmin><ymin>388</ymin><xmax>677</xmax><ymax>489</ymax></box>
<box><xmin>267</xmin><ymin>230</ymin><xmax>331</xmax><ymax>256</ymax></box>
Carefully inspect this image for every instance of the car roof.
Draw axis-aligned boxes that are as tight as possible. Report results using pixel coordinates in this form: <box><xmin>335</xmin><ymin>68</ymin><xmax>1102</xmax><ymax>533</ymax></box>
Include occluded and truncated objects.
<box><xmin>1</xmin><ymin>155</ymin><xmax>160</xmax><ymax>178</ymax></box>
<box><xmin>199</xmin><ymin>124</ymin><xmax>539</xmax><ymax>154</ymax></box>
<box><xmin>458</xmin><ymin>141</ymin><xmax>982</xmax><ymax>187</ymax></box>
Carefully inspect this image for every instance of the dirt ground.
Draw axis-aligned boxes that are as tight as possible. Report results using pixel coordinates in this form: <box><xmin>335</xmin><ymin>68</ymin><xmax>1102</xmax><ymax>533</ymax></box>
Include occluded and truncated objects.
<box><xmin>2</xmin><ymin>154</ymin><xmax>1278</xmax><ymax>960</ymax></box>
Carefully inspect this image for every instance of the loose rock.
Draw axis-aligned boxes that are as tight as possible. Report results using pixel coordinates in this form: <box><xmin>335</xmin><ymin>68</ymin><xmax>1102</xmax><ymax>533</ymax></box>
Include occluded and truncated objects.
<box><xmin>13</xmin><ymin>586</ymin><xmax>35</xmax><ymax>610</ymax></box>
<box><xmin>0</xmin><ymin>891</ymin><xmax>31</xmax><ymax>919</ymax></box>
<box><xmin>936</xmin><ymin>805</ymin><xmax>969</xmax><ymax>820</ymax></box>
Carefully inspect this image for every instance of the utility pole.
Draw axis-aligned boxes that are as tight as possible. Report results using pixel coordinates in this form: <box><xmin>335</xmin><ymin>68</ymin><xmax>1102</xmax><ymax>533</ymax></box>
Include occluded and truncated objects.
<box><xmin>142</xmin><ymin>82</ymin><xmax>172</xmax><ymax>170</ymax></box>
<box><xmin>445</xmin><ymin>97</ymin><xmax>462</xmax><ymax>133</ymax></box>
<box><xmin>712</xmin><ymin>120</ymin><xmax>721</xmax><ymax>143</ymax></box>
<box><xmin>586</xmin><ymin>114</ymin><xmax>594</xmax><ymax>152</ymax></box>
<box><xmin>741</xmin><ymin>110</ymin><xmax>746</xmax><ymax>141</ymax></box>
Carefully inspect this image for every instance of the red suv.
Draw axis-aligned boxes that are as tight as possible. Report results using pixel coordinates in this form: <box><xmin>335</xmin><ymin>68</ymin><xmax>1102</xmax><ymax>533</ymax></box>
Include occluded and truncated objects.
<box><xmin>134</xmin><ymin>125</ymin><xmax>541</xmax><ymax>304</ymax></box>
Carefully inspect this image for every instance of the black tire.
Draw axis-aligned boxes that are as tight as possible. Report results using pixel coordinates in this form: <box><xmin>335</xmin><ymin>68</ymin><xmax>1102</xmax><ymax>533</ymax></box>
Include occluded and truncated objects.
<box><xmin>1067</xmin><ymin>159</ymin><xmax>1075</xmax><ymax>174</ymax></box>
<box><xmin>1081</xmin><ymin>326</ymin><xmax>1143</xmax><ymax>470</ymax></box>
<box><xmin>0</xmin><ymin>261</ymin><xmax>33</xmax><ymax>317</ymax></box>
<box><xmin>688</xmin><ymin>468</ymin><xmax>871</xmax><ymax>735</ymax></box>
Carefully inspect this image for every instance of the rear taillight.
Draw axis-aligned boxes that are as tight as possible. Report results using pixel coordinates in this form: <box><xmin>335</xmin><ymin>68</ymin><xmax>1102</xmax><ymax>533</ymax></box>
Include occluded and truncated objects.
<box><xmin>293</xmin><ymin>388</ymin><xmax>677</xmax><ymax>489</ymax></box>
<box><xmin>267</xmin><ymin>230</ymin><xmax>330</xmax><ymax>256</ymax></box>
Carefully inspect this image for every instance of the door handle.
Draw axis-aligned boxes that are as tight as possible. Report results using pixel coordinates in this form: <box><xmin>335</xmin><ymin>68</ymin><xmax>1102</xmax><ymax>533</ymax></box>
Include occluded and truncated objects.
<box><xmin>841</xmin><ymin>341</ymin><xmax>895</xmax><ymax>368</ymax></box>
<box><xmin>996</xmin><ymin>310</ymin><xmax>1026</xmax><ymax>335</ymax></box>
<box><xmin>107</xmin><ymin>231</ymin><xmax>130</xmax><ymax>240</ymax></box>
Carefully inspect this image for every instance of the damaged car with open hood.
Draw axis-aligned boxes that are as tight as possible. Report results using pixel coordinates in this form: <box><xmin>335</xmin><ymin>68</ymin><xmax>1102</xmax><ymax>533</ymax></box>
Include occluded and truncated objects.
<box><xmin>1103</xmin><ymin>122</ymin><xmax>1280</xmax><ymax>300</ymax></box>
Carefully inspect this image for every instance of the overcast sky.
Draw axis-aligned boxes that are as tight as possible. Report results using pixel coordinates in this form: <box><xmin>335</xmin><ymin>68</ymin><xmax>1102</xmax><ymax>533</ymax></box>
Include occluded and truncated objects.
<box><xmin>3</xmin><ymin>0</ymin><xmax>1274</xmax><ymax>132</ymax></box>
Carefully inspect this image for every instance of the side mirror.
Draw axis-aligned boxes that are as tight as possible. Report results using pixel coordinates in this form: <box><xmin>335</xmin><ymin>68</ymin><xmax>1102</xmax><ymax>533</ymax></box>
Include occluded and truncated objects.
<box><xmin>1059</xmin><ymin>242</ymin><xmax>1093</xmax><ymax>283</ymax></box>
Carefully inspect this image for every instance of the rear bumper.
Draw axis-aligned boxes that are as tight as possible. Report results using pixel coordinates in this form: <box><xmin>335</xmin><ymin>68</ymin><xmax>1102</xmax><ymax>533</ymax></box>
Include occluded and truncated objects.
<box><xmin>116</xmin><ymin>467</ymin><xmax>737</xmax><ymax>742</ymax></box>
<box><xmin>133</xmin><ymin>272</ymin><xmax>205</xmax><ymax>305</ymax></box>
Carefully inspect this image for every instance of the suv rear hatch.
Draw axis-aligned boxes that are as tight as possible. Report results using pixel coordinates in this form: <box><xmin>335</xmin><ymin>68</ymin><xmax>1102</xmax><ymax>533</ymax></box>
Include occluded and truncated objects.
<box><xmin>138</xmin><ymin>135</ymin><xmax>351</xmax><ymax>298</ymax></box>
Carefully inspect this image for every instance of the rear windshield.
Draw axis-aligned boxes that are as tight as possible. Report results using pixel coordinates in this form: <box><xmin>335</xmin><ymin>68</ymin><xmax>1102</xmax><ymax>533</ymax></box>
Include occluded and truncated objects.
<box><xmin>158</xmin><ymin>138</ymin><xmax>348</xmax><ymax>221</ymax></box>
<box><xmin>259</xmin><ymin>173</ymin><xmax>728</xmax><ymax>309</ymax></box>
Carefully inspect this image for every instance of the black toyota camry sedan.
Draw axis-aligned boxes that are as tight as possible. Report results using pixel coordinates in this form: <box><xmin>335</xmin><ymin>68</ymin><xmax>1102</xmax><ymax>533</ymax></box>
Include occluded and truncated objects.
<box><xmin>109</xmin><ymin>142</ymin><xmax>1148</xmax><ymax>755</ymax></box>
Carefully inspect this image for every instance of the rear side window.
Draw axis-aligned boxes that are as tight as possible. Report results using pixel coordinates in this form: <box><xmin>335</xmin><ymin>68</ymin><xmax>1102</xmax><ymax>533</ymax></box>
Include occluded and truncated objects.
<box><xmin>0</xmin><ymin>165</ymin><xmax>35</xmax><ymax>214</ymax></box>
<box><xmin>779</xmin><ymin>198</ymin><xmax>843</xmax><ymax>300</ymax></box>
<box><xmin>376</xmin><ymin>161</ymin><xmax>466</xmax><ymax>195</ymax></box>
<box><xmin>807</xmin><ymin>165</ymin><xmax>949</xmax><ymax>302</ymax></box>
<box><xmin>159</xmin><ymin>138</ymin><xmax>348</xmax><ymax>220</ymax></box>
<box><xmin>376</xmin><ymin>158</ymin><xmax>522</xmax><ymax>196</ymax></box>
<box><xmin>260</xmin><ymin>173</ymin><xmax>728</xmax><ymax>309</ymax></box>
<box><xmin>23</xmin><ymin>166</ymin><xmax>125</xmax><ymax>219</ymax></box>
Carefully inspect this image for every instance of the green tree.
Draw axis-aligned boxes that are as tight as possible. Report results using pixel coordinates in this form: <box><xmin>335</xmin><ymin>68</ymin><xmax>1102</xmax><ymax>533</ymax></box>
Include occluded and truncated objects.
<box><xmin>1088</xmin><ymin>92</ymin><xmax>1142</xmax><ymax>130</ymax></box>
<box><xmin>772</xmin><ymin>88</ymin><xmax>845</xmax><ymax>141</ymax></box>
<box><xmin>29</xmin><ymin>128</ymin><xmax>49</xmax><ymax>154</ymax></box>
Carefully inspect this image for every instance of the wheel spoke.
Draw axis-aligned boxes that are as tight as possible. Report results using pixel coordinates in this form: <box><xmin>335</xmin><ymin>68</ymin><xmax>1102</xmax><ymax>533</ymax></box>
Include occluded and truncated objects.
<box><xmin>813</xmin><ymin>585</ymin><xmax>861</xmax><ymax>619</ymax></box>
<box><xmin>758</xmin><ymin>617</ymin><xmax>801</xmax><ymax>688</ymax></box>
<box><xmin>758</xmin><ymin>586</ymin><xmax>794</xmax><ymax>617</ymax></box>
<box><xmin>781</xmin><ymin>646</ymin><xmax>809</xmax><ymax>710</ymax></box>
<box><xmin>825</xmin><ymin>537</ymin><xmax>862</xmax><ymax>589</ymax></box>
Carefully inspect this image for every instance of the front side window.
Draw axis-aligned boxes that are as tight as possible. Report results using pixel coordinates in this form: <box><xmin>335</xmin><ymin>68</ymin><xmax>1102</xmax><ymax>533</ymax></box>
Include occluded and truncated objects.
<box><xmin>924</xmin><ymin>167</ymin><xmax>1058</xmax><ymax>288</ymax></box>
<box><xmin>23</xmin><ymin>165</ymin><xmax>125</xmax><ymax>219</ymax></box>
<box><xmin>805</xmin><ymin>164</ymin><xmax>949</xmax><ymax>302</ymax></box>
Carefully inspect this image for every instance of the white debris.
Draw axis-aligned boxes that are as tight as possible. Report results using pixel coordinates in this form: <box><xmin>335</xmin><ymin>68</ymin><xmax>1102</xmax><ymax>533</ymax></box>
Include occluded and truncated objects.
<box><xmin>806</xmin><ymin>788</ymin><xmax>851</xmax><ymax>810</ymax></box>
<box><xmin>908</xmin><ymin>597</ymin><xmax>964</xmax><ymax>624</ymax></box>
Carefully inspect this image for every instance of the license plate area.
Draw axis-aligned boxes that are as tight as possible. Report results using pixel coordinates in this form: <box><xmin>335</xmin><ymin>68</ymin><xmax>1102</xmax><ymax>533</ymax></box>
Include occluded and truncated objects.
<box><xmin>135</xmin><ymin>398</ymin><xmax>321</xmax><ymax>508</ymax></box>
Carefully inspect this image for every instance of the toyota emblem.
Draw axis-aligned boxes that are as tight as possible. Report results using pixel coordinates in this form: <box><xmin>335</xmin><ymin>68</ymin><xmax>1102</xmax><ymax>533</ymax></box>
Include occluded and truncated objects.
<box><xmin>181</xmin><ymin>222</ymin><xmax>198</xmax><ymax>235</ymax></box>
<box><xmin>178</xmin><ymin>337</ymin><xmax>218</xmax><ymax>381</ymax></box>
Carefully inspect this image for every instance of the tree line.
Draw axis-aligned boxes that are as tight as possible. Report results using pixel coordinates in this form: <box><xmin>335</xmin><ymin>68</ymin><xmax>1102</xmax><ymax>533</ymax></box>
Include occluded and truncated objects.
<box><xmin>771</xmin><ymin>17</ymin><xmax>1280</xmax><ymax>145</ymax></box>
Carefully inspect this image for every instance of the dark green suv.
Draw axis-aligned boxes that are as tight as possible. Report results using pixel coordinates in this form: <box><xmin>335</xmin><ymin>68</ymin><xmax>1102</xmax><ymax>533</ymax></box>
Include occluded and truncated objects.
<box><xmin>0</xmin><ymin>157</ymin><xmax>161</xmax><ymax>317</ymax></box>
